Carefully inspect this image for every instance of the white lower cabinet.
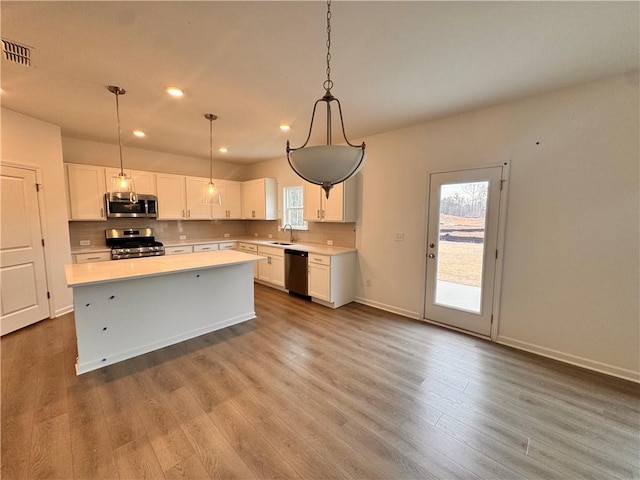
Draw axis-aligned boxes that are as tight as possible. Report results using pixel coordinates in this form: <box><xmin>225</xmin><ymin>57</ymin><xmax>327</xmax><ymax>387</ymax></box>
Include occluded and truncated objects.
<box><xmin>239</xmin><ymin>243</ymin><xmax>259</xmax><ymax>278</ymax></box>
<box><xmin>74</xmin><ymin>251</ymin><xmax>111</xmax><ymax>264</ymax></box>
<box><xmin>257</xmin><ymin>245</ymin><xmax>284</xmax><ymax>287</ymax></box>
<box><xmin>193</xmin><ymin>243</ymin><xmax>219</xmax><ymax>252</ymax></box>
<box><xmin>164</xmin><ymin>245</ymin><xmax>194</xmax><ymax>255</ymax></box>
<box><xmin>308</xmin><ymin>251</ymin><xmax>356</xmax><ymax>308</ymax></box>
<box><xmin>218</xmin><ymin>241</ymin><xmax>237</xmax><ymax>250</ymax></box>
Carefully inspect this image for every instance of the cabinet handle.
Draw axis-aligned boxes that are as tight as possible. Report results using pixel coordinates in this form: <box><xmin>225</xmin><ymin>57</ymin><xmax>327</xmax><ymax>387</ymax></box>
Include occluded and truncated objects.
<box><xmin>87</xmin><ymin>256</ymin><xmax>101</xmax><ymax>261</ymax></box>
<box><xmin>101</xmin><ymin>207</ymin><xmax>104</xmax><ymax>217</ymax></box>
<box><xmin>187</xmin><ymin>209</ymin><xmax>191</xmax><ymax>218</ymax></box>
<box><xmin>268</xmin><ymin>256</ymin><xmax>271</xmax><ymax>265</ymax></box>
<box><xmin>317</xmin><ymin>209</ymin><xmax>320</xmax><ymax>219</ymax></box>
<box><xmin>182</xmin><ymin>210</ymin><xmax>185</xmax><ymax>218</ymax></box>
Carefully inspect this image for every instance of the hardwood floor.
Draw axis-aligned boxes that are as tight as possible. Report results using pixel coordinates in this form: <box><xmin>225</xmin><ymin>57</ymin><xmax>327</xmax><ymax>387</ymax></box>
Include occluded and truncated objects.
<box><xmin>2</xmin><ymin>284</ymin><xmax>639</xmax><ymax>479</ymax></box>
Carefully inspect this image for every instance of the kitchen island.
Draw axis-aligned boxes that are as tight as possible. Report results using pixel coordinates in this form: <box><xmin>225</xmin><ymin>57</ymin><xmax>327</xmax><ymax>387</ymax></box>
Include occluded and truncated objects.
<box><xmin>65</xmin><ymin>250</ymin><xmax>264</xmax><ymax>374</ymax></box>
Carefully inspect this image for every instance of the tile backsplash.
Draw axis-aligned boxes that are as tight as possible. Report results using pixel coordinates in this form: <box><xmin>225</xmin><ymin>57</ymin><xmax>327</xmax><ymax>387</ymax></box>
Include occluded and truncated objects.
<box><xmin>69</xmin><ymin>219</ymin><xmax>355</xmax><ymax>248</ymax></box>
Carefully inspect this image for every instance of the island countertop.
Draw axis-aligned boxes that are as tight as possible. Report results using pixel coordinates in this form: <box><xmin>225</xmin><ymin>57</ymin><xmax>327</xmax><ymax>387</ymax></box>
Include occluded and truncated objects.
<box><xmin>65</xmin><ymin>249</ymin><xmax>265</xmax><ymax>287</ymax></box>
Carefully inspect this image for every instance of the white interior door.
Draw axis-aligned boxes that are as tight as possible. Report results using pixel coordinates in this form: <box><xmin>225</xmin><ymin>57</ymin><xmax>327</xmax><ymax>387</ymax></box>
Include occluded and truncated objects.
<box><xmin>424</xmin><ymin>166</ymin><xmax>504</xmax><ymax>337</ymax></box>
<box><xmin>1</xmin><ymin>165</ymin><xmax>50</xmax><ymax>335</ymax></box>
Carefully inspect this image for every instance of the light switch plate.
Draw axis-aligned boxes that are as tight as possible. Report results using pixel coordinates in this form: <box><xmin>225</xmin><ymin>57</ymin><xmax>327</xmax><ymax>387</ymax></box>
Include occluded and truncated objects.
<box><xmin>395</xmin><ymin>232</ymin><xmax>405</xmax><ymax>242</ymax></box>
<box><xmin>80</xmin><ymin>240</ymin><xmax>91</xmax><ymax>246</ymax></box>
<box><xmin>179</xmin><ymin>235</ymin><xmax>187</xmax><ymax>240</ymax></box>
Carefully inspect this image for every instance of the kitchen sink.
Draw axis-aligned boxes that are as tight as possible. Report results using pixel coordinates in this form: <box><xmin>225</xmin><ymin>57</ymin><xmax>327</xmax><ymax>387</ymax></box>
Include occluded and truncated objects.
<box><xmin>269</xmin><ymin>242</ymin><xmax>293</xmax><ymax>245</ymax></box>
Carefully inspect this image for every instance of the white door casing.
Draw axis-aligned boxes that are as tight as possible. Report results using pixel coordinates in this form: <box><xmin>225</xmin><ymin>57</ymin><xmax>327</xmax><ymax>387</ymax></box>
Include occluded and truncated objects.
<box><xmin>424</xmin><ymin>165</ymin><xmax>507</xmax><ymax>337</ymax></box>
<box><xmin>1</xmin><ymin>165</ymin><xmax>50</xmax><ymax>335</ymax></box>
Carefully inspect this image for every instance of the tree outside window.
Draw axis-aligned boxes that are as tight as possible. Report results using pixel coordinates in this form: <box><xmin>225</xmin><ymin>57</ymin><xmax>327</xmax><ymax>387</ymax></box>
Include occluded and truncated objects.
<box><xmin>283</xmin><ymin>186</ymin><xmax>307</xmax><ymax>230</ymax></box>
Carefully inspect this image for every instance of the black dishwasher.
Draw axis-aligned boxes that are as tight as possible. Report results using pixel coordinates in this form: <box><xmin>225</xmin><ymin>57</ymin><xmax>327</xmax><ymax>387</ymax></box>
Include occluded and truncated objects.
<box><xmin>284</xmin><ymin>249</ymin><xmax>309</xmax><ymax>298</ymax></box>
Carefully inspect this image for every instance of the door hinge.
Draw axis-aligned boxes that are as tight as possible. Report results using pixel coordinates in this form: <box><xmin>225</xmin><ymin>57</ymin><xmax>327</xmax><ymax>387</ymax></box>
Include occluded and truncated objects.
<box><xmin>500</xmin><ymin>179</ymin><xmax>505</xmax><ymax>191</ymax></box>
<box><xmin>36</xmin><ymin>183</ymin><xmax>41</xmax><ymax>192</ymax></box>
<box><xmin>491</xmin><ymin>314</ymin><xmax>494</xmax><ymax>324</ymax></box>
<box><xmin>47</xmin><ymin>291</ymin><xmax>51</xmax><ymax>299</ymax></box>
<box><xmin>41</xmin><ymin>238</ymin><xmax>45</xmax><ymax>247</ymax></box>
<box><xmin>495</xmin><ymin>249</ymin><xmax>498</xmax><ymax>259</ymax></box>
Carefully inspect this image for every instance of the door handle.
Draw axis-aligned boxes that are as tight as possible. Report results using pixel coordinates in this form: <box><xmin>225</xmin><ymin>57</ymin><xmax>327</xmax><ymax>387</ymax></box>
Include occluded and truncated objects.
<box><xmin>428</xmin><ymin>253</ymin><xmax>435</xmax><ymax>258</ymax></box>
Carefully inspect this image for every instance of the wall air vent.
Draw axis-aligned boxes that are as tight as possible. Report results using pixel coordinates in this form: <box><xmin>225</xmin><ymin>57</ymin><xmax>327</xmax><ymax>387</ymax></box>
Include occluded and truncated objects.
<box><xmin>2</xmin><ymin>39</ymin><xmax>32</xmax><ymax>66</ymax></box>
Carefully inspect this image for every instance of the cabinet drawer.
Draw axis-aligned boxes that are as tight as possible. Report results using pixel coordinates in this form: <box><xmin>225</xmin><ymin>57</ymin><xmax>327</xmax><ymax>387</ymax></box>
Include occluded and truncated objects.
<box><xmin>193</xmin><ymin>243</ymin><xmax>219</xmax><ymax>252</ymax></box>
<box><xmin>165</xmin><ymin>245</ymin><xmax>194</xmax><ymax>255</ymax></box>
<box><xmin>218</xmin><ymin>241</ymin><xmax>237</xmax><ymax>250</ymax></box>
<box><xmin>75</xmin><ymin>251</ymin><xmax>111</xmax><ymax>263</ymax></box>
<box><xmin>309</xmin><ymin>254</ymin><xmax>331</xmax><ymax>266</ymax></box>
<box><xmin>238</xmin><ymin>243</ymin><xmax>258</xmax><ymax>253</ymax></box>
<box><xmin>257</xmin><ymin>245</ymin><xmax>284</xmax><ymax>257</ymax></box>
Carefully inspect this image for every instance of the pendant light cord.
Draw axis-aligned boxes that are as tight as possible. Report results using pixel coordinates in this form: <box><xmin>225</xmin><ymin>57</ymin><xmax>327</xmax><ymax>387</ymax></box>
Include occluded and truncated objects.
<box><xmin>209</xmin><ymin>116</ymin><xmax>213</xmax><ymax>182</ymax></box>
<box><xmin>323</xmin><ymin>0</ymin><xmax>333</xmax><ymax>93</ymax></box>
<box><xmin>114</xmin><ymin>90</ymin><xmax>125</xmax><ymax>176</ymax></box>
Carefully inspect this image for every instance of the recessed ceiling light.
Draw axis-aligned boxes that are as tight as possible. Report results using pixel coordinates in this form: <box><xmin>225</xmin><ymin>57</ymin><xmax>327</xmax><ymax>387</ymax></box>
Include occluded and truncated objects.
<box><xmin>218</xmin><ymin>147</ymin><xmax>228</xmax><ymax>153</ymax></box>
<box><xmin>132</xmin><ymin>130</ymin><xmax>146</xmax><ymax>138</ymax></box>
<box><xmin>165</xmin><ymin>86</ymin><xmax>184</xmax><ymax>97</ymax></box>
<box><xmin>279</xmin><ymin>124</ymin><xmax>291</xmax><ymax>131</ymax></box>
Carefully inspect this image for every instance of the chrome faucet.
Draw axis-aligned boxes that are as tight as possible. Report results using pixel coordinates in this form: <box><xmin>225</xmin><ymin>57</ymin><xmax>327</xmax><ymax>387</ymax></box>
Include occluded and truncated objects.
<box><xmin>283</xmin><ymin>224</ymin><xmax>294</xmax><ymax>243</ymax></box>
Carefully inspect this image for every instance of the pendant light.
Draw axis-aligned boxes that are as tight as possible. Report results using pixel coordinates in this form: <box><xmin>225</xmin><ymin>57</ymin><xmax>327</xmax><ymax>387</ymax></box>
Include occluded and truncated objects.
<box><xmin>286</xmin><ymin>0</ymin><xmax>366</xmax><ymax>199</ymax></box>
<box><xmin>203</xmin><ymin>113</ymin><xmax>222</xmax><ymax>205</ymax></box>
<box><xmin>107</xmin><ymin>86</ymin><xmax>137</xmax><ymax>203</ymax></box>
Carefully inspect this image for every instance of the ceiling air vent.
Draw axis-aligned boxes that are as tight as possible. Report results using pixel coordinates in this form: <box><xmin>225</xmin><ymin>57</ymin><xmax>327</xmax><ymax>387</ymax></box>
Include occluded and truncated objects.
<box><xmin>2</xmin><ymin>39</ymin><xmax>32</xmax><ymax>66</ymax></box>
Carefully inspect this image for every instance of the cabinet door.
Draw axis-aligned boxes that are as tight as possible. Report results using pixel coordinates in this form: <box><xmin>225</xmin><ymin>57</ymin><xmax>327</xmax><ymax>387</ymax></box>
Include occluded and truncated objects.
<box><xmin>270</xmin><ymin>254</ymin><xmax>285</xmax><ymax>287</ymax></box>
<box><xmin>156</xmin><ymin>173</ymin><xmax>186</xmax><ymax>219</ymax></box>
<box><xmin>242</xmin><ymin>180</ymin><xmax>257</xmax><ymax>219</ymax></box>
<box><xmin>308</xmin><ymin>263</ymin><xmax>331</xmax><ymax>301</ymax></box>
<box><xmin>185</xmin><ymin>176</ymin><xmax>212</xmax><ymax>219</ymax></box>
<box><xmin>303</xmin><ymin>182</ymin><xmax>322</xmax><ymax>221</ymax></box>
<box><xmin>130</xmin><ymin>169</ymin><xmax>156</xmax><ymax>195</ymax></box>
<box><xmin>321</xmin><ymin>182</ymin><xmax>345</xmax><ymax>222</ymax></box>
<box><xmin>211</xmin><ymin>180</ymin><xmax>227</xmax><ymax>219</ymax></box>
<box><xmin>193</xmin><ymin>243</ymin><xmax>219</xmax><ymax>252</ymax></box>
<box><xmin>225</xmin><ymin>181</ymin><xmax>243</xmax><ymax>219</ymax></box>
<box><xmin>67</xmin><ymin>164</ymin><xmax>106</xmax><ymax>220</ymax></box>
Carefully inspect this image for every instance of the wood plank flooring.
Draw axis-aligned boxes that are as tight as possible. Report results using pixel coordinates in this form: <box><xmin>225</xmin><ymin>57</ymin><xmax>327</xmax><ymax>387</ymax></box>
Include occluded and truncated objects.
<box><xmin>2</xmin><ymin>284</ymin><xmax>639</xmax><ymax>479</ymax></box>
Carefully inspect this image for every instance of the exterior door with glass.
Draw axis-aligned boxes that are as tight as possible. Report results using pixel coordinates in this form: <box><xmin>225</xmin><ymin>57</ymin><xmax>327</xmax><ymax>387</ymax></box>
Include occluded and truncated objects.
<box><xmin>424</xmin><ymin>165</ymin><xmax>505</xmax><ymax>337</ymax></box>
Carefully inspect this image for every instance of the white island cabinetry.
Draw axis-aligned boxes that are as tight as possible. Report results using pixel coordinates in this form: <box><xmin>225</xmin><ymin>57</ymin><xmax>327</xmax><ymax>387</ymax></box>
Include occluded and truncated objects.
<box><xmin>65</xmin><ymin>250</ymin><xmax>262</xmax><ymax>374</ymax></box>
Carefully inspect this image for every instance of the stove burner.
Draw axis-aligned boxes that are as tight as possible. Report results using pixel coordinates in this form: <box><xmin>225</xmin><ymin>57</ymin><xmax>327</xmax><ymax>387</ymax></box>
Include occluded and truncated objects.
<box><xmin>106</xmin><ymin>228</ymin><xmax>165</xmax><ymax>260</ymax></box>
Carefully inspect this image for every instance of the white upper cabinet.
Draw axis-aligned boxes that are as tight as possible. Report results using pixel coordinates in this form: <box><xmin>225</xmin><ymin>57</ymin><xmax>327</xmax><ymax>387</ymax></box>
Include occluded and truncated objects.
<box><xmin>104</xmin><ymin>168</ymin><xmax>156</xmax><ymax>195</ymax></box>
<box><xmin>156</xmin><ymin>173</ymin><xmax>186</xmax><ymax>219</ymax></box>
<box><xmin>185</xmin><ymin>176</ymin><xmax>213</xmax><ymax>220</ymax></box>
<box><xmin>130</xmin><ymin>169</ymin><xmax>156</xmax><ymax>195</ymax></box>
<box><xmin>212</xmin><ymin>180</ymin><xmax>242</xmax><ymax>219</ymax></box>
<box><xmin>66</xmin><ymin>164</ymin><xmax>106</xmax><ymax>220</ymax></box>
<box><xmin>242</xmin><ymin>178</ymin><xmax>277</xmax><ymax>220</ymax></box>
<box><xmin>303</xmin><ymin>177</ymin><xmax>357</xmax><ymax>222</ymax></box>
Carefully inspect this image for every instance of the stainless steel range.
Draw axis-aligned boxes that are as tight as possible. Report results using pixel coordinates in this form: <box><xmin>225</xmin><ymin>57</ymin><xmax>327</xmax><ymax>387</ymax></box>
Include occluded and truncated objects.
<box><xmin>106</xmin><ymin>228</ymin><xmax>165</xmax><ymax>260</ymax></box>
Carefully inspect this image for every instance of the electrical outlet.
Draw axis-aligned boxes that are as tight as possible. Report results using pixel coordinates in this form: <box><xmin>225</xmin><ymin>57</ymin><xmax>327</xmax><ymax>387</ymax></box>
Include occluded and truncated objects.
<box><xmin>80</xmin><ymin>240</ymin><xmax>91</xmax><ymax>246</ymax></box>
<box><xmin>365</xmin><ymin>278</ymin><xmax>372</xmax><ymax>287</ymax></box>
<box><xmin>327</xmin><ymin>240</ymin><xmax>333</xmax><ymax>246</ymax></box>
<box><xmin>254</xmin><ymin>232</ymin><xmax>258</xmax><ymax>237</ymax></box>
<box><xmin>179</xmin><ymin>235</ymin><xmax>187</xmax><ymax>240</ymax></box>
<box><xmin>395</xmin><ymin>232</ymin><xmax>405</xmax><ymax>242</ymax></box>
<box><xmin>268</xmin><ymin>234</ymin><xmax>273</xmax><ymax>239</ymax></box>
<box><xmin>223</xmin><ymin>233</ymin><xmax>230</xmax><ymax>238</ymax></box>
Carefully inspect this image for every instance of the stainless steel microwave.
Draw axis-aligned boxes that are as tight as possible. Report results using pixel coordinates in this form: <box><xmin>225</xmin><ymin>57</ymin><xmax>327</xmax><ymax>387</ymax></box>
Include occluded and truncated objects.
<box><xmin>105</xmin><ymin>193</ymin><xmax>158</xmax><ymax>218</ymax></box>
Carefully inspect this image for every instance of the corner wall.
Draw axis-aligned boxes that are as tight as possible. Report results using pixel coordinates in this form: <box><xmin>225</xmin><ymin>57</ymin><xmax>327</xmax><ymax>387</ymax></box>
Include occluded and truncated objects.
<box><xmin>1</xmin><ymin>108</ymin><xmax>74</xmax><ymax>316</ymax></box>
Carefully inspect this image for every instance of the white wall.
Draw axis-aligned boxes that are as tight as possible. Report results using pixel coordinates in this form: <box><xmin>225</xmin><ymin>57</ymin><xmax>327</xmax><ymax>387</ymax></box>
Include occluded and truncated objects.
<box><xmin>1</xmin><ymin>108</ymin><xmax>74</xmax><ymax>316</ymax></box>
<box><xmin>62</xmin><ymin>137</ymin><xmax>248</xmax><ymax>181</ymax></box>
<box><xmin>247</xmin><ymin>73</ymin><xmax>640</xmax><ymax>381</ymax></box>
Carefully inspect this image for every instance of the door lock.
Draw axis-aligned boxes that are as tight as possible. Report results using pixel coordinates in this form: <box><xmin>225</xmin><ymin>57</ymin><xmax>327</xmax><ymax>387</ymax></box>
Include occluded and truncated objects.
<box><xmin>428</xmin><ymin>253</ymin><xmax>435</xmax><ymax>258</ymax></box>
<box><xmin>429</xmin><ymin>243</ymin><xmax>435</xmax><ymax>248</ymax></box>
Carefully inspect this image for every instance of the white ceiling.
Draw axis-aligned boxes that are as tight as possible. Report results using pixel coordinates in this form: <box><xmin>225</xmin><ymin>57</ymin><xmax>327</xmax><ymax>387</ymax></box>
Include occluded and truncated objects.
<box><xmin>1</xmin><ymin>1</ymin><xmax>638</xmax><ymax>165</ymax></box>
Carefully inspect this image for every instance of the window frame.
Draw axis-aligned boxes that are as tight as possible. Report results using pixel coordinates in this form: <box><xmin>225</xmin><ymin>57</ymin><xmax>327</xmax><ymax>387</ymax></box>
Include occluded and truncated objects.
<box><xmin>282</xmin><ymin>185</ymin><xmax>308</xmax><ymax>231</ymax></box>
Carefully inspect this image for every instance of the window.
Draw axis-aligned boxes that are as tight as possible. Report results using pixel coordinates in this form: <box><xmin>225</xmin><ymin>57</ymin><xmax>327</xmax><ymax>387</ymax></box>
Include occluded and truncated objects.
<box><xmin>283</xmin><ymin>185</ymin><xmax>307</xmax><ymax>230</ymax></box>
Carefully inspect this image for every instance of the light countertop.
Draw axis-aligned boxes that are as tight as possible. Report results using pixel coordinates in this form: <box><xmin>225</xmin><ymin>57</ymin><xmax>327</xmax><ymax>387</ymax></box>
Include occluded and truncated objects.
<box><xmin>72</xmin><ymin>238</ymin><xmax>356</xmax><ymax>256</ymax></box>
<box><xmin>65</xmin><ymin>250</ymin><xmax>265</xmax><ymax>287</ymax></box>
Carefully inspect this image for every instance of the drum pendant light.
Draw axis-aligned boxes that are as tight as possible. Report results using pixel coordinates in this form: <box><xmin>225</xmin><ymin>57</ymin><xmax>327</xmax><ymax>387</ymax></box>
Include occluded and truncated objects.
<box><xmin>286</xmin><ymin>0</ymin><xmax>366</xmax><ymax>199</ymax></box>
<box><xmin>203</xmin><ymin>113</ymin><xmax>222</xmax><ymax>205</ymax></box>
<box><xmin>107</xmin><ymin>86</ymin><xmax>137</xmax><ymax>203</ymax></box>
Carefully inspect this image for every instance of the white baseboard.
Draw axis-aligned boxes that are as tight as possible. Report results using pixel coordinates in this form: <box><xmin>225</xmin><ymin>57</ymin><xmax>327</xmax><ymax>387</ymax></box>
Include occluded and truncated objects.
<box><xmin>354</xmin><ymin>297</ymin><xmax>420</xmax><ymax>320</ymax></box>
<box><xmin>54</xmin><ymin>305</ymin><xmax>74</xmax><ymax>317</ymax></box>
<box><xmin>497</xmin><ymin>335</ymin><xmax>640</xmax><ymax>384</ymax></box>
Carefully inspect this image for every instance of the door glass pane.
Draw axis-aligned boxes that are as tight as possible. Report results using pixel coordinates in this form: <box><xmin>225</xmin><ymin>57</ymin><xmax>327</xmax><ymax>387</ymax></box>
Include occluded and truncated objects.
<box><xmin>434</xmin><ymin>181</ymin><xmax>488</xmax><ymax>313</ymax></box>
